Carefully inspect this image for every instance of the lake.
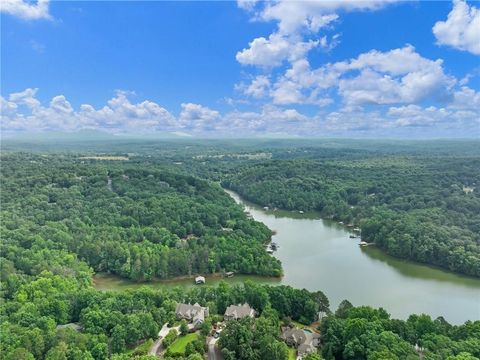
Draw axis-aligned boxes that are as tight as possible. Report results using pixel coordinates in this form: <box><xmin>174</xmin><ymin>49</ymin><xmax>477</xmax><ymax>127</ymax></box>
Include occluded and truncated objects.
<box><xmin>94</xmin><ymin>190</ymin><xmax>480</xmax><ymax>324</ymax></box>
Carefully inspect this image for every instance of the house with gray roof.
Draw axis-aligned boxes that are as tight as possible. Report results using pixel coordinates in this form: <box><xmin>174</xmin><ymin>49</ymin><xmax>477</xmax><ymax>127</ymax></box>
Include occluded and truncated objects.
<box><xmin>281</xmin><ymin>327</ymin><xmax>321</xmax><ymax>358</ymax></box>
<box><xmin>175</xmin><ymin>303</ymin><xmax>209</xmax><ymax>329</ymax></box>
<box><xmin>224</xmin><ymin>303</ymin><xmax>255</xmax><ymax>321</ymax></box>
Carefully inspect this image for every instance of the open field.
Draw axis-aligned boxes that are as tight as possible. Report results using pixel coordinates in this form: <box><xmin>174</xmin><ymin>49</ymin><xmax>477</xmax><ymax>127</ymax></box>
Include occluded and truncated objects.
<box><xmin>168</xmin><ymin>333</ymin><xmax>199</xmax><ymax>354</ymax></box>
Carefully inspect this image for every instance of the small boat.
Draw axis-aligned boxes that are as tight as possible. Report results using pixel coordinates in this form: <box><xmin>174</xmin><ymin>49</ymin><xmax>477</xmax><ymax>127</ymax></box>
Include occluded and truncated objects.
<box><xmin>359</xmin><ymin>241</ymin><xmax>368</xmax><ymax>247</ymax></box>
<box><xmin>266</xmin><ymin>248</ymin><xmax>274</xmax><ymax>254</ymax></box>
<box><xmin>353</xmin><ymin>227</ymin><xmax>361</xmax><ymax>232</ymax></box>
<box><xmin>338</xmin><ymin>221</ymin><xmax>344</xmax><ymax>225</ymax></box>
<box><xmin>225</xmin><ymin>271</ymin><xmax>234</xmax><ymax>278</ymax></box>
<box><xmin>195</xmin><ymin>276</ymin><xmax>206</xmax><ymax>284</ymax></box>
<box><xmin>299</xmin><ymin>210</ymin><xmax>304</xmax><ymax>214</ymax></box>
<box><xmin>263</xmin><ymin>206</ymin><xmax>269</xmax><ymax>210</ymax></box>
<box><xmin>349</xmin><ymin>234</ymin><xmax>357</xmax><ymax>239</ymax></box>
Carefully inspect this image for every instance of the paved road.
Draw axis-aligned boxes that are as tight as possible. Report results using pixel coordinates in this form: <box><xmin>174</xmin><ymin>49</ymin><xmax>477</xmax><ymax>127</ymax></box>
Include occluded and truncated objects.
<box><xmin>207</xmin><ymin>337</ymin><xmax>223</xmax><ymax>360</ymax></box>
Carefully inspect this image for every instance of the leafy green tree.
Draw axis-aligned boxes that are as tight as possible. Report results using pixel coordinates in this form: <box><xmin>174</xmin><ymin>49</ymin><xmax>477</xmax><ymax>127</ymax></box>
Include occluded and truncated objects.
<box><xmin>91</xmin><ymin>342</ymin><xmax>108</xmax><ymax>360</ymax></box>
<box><xmin>110</xmin><ymin>325</ymin><xmax>126</xmax><ymax>353</ymax></box>
<box><xmin>335</xmin><ymin>300</ymin><xmax>353</xmax><ymax>318</ymax></box>
<box><xmin>200</xmin><ymin>318</ymin><xmax>212</xmax><ymax>337</ymax></box>
<box><xmin>185</xmin><ymin>342</ymin><xmax>196</xmax><ymax>356</ymax></box>
<box><xmin>45</xmin><ymin>341</ymin><xmax>68</xmax><ymax>360</ymax></box>
<box><xmin>259</xmin><ymin>337</ymin><xmax>288</xmax><ymax>360</ymax></box>
<box><xmin>447</xmin><ymin>353</ymin><xmax>479</xmax><ymax>360</ymax></box>
<box><xmin>187</xmin><ymin>354</ymin><xmax>204</xmax><ymax>360</ymax></box>
<box><xmin>180</xmin><ymin>319</ymin><xmax>189</xmax><ymax>336</ymax></box>
<box><xmin>162</xmin><ymin>329</ymin><xmax>177</xmax><ymax>348</ymax></box>
<box><xmin>5</xmin><ymin>348</ymin><xmax>35</xmax><ymax>360</ymax></box>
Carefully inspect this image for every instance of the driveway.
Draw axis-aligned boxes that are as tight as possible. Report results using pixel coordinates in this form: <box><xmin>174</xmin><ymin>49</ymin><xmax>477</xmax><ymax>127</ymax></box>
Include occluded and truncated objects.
<box><xmin>148</xmin><ymin>338</ymin><xmax>162</xmax><ymax>357</ymax></box>
<box><xmin>207</xmin><ymin>337</ymin><xmax>223</xmax><ymax>360</ymax></box>
<box><xmin>148</xmin><ymin>324</ymin><xmax>180</xmax><ymax>357</ymax></box>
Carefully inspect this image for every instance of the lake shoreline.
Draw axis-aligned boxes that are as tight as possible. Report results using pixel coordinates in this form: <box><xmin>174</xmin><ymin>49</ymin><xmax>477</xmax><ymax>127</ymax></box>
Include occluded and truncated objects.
<box><xmin>93</xmin><ymin>190</ymin><xmax>480</xmax><ymax>324</ymax></box>
<box><xmin>225</xmin><ymin>187</ymin><xmax>480</xmax><ymax>281</ymax></box>
<box><xmin>93</xmin><ymin>271</ymin><xmax>281</xmax><ymax>287</ymax></box>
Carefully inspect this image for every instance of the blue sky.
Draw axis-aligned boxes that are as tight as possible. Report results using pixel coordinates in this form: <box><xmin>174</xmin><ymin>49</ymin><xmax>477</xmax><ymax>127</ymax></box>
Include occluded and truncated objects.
<box><xmin>1</xmin><ymin>0</ymin><xmax>479</xmax><ymax>138</ymax></box>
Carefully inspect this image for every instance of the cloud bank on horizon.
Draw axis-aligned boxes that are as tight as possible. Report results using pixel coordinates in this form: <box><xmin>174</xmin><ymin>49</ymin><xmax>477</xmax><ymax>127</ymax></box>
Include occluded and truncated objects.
<box><xmin>1</xmin><ymin>0</ymin><xmax>479</xmax><ymax>138</ymax></box>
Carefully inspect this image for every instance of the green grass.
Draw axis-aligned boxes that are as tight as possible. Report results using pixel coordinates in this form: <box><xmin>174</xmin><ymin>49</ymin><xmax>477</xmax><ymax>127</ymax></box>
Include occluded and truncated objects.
<box><xmin>168</xmin><ymin>333</ymin><xmax>199</xmax><ymax>354</ymax></box>
<box><xmin>288</xmin><ymin>347</ymin><xmax>297</xmax><ymax>360</ymax></box>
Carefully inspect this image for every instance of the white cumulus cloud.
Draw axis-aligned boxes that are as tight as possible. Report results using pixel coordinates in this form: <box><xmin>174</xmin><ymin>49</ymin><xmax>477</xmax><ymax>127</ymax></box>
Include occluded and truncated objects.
<box><xmin>2</xmin><ymin>87</ymin><xmax>478</xmax><ymax>137</ymax></box>
<box><xmin>236</xmin><ymin>33</ymin><xmax>320</xmax><ymax>68</ymax></box>
<box><xmin>242</xmin><ymin>75</ymin><xmax>271</xmax><ymax>98</ymax></box>
<box><xmin>1</xmin><ymin>89</ymin><xmax>176</xmax><ymax>133</ymax></box>
<box><xmin>236</xmin><ymin>0</ymin><xmax>398</xmax><ymax>68</ymax></box>
<box><xmin>1</xmin><ymin>0</ymin><xmax>51</xmax><ymax>20</ymax></box>
<box><xmin>246</xmin><ymin>45</ymin><xmax>455</xmax><ymax>106</ymax></box>
<box><xmin>179</xmin><ymin>103</ymin><xmax>221</xmax><ymax>132</ymax></box>
<box><xmin>433</xmin><ymin>0</ymin><xmax>480</xmax><ymax>55</ymax></box>
<box><xmin>337</xmin><ymin>45</ymin><xmax>455</xmax><ymax>105</ymax></box>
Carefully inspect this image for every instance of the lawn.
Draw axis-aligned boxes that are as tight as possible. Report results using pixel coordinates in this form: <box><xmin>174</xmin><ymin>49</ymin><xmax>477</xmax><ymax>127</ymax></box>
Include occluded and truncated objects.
<box><xmin>288</xmin><ymin>347</ymin><xmax>297</xmax><ymax>360</ymax></box>
<box><xmin>168</xmin><ymin>333</ymin><xmax>199</xmax><ymax>354</ymax></box>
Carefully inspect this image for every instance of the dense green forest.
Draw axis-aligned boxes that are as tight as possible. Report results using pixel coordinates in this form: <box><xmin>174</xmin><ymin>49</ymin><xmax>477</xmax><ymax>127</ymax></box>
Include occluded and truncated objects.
<box><xmin>1</xmin><ymin>270</ymin><xmax>479</xmax><ymax>360</ymax></box>
<box><xmin>1</xmin><ymin>153</ymin><xmax>281</xmax><ymax>282</ymax></box>
<box><xmin>1</xmin><ymin>139</ymin><xmax>479</xmax><ymax>359</ymax></box>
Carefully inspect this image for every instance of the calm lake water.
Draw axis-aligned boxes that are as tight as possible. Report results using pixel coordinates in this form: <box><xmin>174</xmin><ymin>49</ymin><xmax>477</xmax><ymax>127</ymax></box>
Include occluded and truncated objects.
<box><xmin>94</xmin><ymin>190</ymin><xmax>480</xmax><ymax>324</ymax></box>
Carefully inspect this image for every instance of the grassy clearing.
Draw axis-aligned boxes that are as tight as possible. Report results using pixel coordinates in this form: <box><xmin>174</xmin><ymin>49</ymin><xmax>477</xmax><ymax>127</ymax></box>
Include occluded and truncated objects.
<box><xmin>288</xmin><ymin>347</ymin><xmax>297</xmax><ymax>360</ymax></box>
<box><xmin>168</xmin><ymin>333</ymin><xmax>199</xmax><ymax>354</ymax></box>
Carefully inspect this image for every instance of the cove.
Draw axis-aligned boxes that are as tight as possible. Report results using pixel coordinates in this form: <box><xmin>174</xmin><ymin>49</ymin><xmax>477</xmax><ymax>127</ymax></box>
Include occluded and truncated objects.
<box><xmin>93</xmin><ymin>190</ymin><xmax>480</xmax><ymax>325</ymax></box>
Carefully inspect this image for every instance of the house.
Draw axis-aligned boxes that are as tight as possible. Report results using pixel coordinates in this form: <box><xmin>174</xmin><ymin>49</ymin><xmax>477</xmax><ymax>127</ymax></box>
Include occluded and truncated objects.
<box><xmin>195</xmin><ymin>276</ymin><xmax>206</xmax><ymax>284</ymax></box>
<box><xmin>281</xmin><ymin>327</ymin><xmax>321</xmax><ymax>358</ymax></box>
<box><xmin>224</xmin><ymin>304</ymin><xmax>255</xmax><ymax>320</ymax></box>
<box><xmin>175</xmin><ymin>303</ymin><xmax>209</xmax><ymax>329</ymax></box>
<box><xmin>225</xmin><ymin>271</ymin><xmax>234</xmax><ymax>278</ymax></box>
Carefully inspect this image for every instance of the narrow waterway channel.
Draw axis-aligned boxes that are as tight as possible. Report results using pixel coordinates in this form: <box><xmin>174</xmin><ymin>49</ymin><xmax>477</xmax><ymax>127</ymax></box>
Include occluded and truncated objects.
<box><xmin>94</xmin><ymin>190</ymin><xmax>480</xmax><ymax>324</ymax></box>
<box><xmin>226</xmin><ymin>190</ymin><xmax>480</xmax><ymax>325</ymax></box>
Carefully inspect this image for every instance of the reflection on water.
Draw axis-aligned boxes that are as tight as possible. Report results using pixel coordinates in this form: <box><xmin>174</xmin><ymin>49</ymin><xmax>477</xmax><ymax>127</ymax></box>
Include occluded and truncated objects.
<box><xmin>362</xmin><ymin>247</ymin><xmax>480</xmax><ymax>288</ymax></box>
<box><xmin>93</xmin><ymin>190</ymin><xmax>480</xmax><ymax>324</ymax></box>
<box><xmin>227</xmin><ymin>190</ymin><xmax>480</xmax><ymax>324</ymax></box>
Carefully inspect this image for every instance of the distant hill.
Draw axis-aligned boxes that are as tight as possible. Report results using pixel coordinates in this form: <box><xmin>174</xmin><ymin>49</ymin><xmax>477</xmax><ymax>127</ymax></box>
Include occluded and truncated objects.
<box><xmin>2</xmin><ymin>130</ymin><xmax>118</xmax><ymax>142</ymax></box>
<box><xmin>1</xmin><ymin>130</ymin><xmax>196</xmax><ymax>142</ymax></box>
